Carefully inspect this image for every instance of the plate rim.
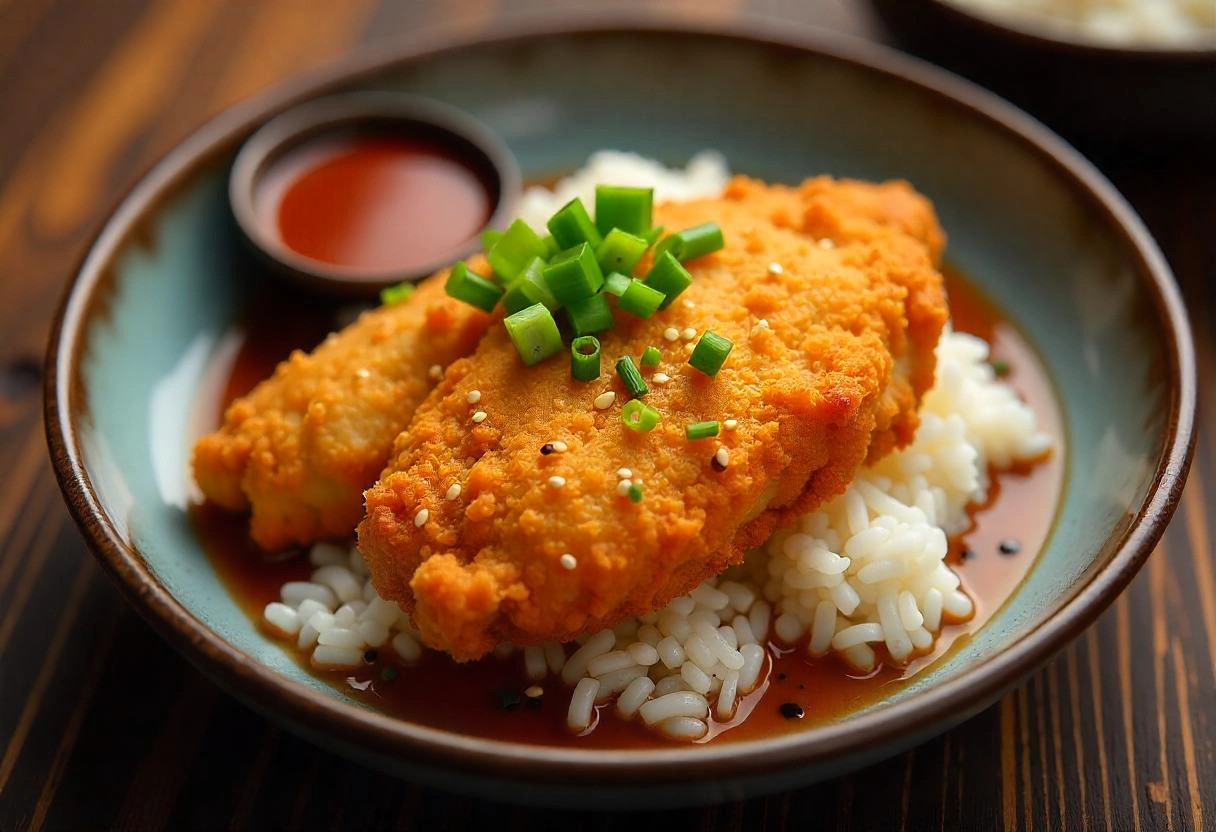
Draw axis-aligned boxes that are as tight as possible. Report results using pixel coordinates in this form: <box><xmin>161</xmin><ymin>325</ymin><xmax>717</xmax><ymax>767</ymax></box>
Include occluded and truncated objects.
<box><xmin>43</xmin><ymin>11</ymin><xmax>1197</xmax><ymax>785</ymax></box>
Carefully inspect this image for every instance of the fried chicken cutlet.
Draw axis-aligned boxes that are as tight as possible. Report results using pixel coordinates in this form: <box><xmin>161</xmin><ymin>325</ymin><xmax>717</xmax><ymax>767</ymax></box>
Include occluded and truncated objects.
<box><xmin>192</xmin><ymin>273</ymin><xmax>494</xmax><ymax>550</ymax></box>
<box><xmin>358</xmin><ymin>176</ymin><xmax>949</xmax><ymax>661</ymax></box>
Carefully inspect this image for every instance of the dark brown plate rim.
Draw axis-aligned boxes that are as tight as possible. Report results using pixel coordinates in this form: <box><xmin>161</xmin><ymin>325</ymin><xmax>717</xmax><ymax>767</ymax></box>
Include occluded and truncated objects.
<box><xmin>44</xmin><ymin>12</ymin><xmax>1197</xmax><ymax>785</ymax></box>
<box><xmin>901</xmin><ymin>0</ymin><xmax>1216</xmax><ymax>60</ymax></box>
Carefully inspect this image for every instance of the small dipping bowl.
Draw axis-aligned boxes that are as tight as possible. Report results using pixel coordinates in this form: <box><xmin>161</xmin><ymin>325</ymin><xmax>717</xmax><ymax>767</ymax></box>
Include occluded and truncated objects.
<box><xmin>230</xmin><ymin>92</ymin><xmax>520</xmax><ymax>296</ymax></box>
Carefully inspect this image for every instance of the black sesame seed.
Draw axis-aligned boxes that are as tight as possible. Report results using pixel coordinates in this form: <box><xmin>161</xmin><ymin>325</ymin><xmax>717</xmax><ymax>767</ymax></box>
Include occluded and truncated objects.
<box><xmin>777</xmin><ymin>672</ymin><xmax>787</xmax><ymax>682</ymax></box>
<box><xmin>779</xmin><ymin>702</ymin><xmax>804</xmax><ymax>720</ymax></box>
<box><xmin>961</xmin><ymin>547</ymin><xmax>978</xmax><ymax>561</ymax></box>
<box><xmin>362</xmin><ymin>649</ymin><xmax>378</xmax><ymax>663</ymax></box>
<box><xmin>494</xmin><ymin>688</ymin><xmax>522</xmax><ymax>711</ymax></box>
<box><xmin>710</xmin><ymin>455</ymin><xmax>727</xmax><ymax>472</ymax></box>
<box><xmin>798</xmin><ymin>684</ymin><xmax>805</xmax><ymax>690</ymax></box>
<box><xmin>540</xmin><ymin>443</ymin><xmax>555</xmax><ymax>456</ymax></box>
<box><xmin>998</xmin><ymin>539</ymin><xmax>1022</xmax><ymax>556</ymax></box>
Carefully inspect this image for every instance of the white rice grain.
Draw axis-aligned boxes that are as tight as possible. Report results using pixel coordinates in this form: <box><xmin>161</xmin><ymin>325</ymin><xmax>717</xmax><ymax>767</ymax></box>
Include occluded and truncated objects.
<box><xmin>567</xmin><ymin>678</ymin><xmax>600</xmax><ymax>732</ymax></box>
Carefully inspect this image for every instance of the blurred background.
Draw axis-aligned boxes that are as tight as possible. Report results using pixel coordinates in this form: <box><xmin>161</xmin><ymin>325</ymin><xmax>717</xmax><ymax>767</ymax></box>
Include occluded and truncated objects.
<box><xmin>0</xmin><ymin>1</ymin><xmax>1211</xmax><ymax>830</ymax></box>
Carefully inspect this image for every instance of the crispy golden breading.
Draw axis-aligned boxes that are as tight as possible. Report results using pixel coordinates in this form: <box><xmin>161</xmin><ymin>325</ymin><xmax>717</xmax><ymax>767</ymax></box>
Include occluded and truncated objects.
<box><xmin>192</xmin><ymin>274</ymin><xmax>494</xmax><ymax>550</ymax></box>
<box><xmin>358</xmin><ymin>177</ymin><xmax>948</xmax><ymax>660</ymax></box>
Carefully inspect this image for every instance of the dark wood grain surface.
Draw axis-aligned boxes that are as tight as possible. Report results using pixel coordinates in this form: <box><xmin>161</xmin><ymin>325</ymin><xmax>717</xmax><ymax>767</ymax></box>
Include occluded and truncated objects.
<box><xmin>1</xmin><ymin>1</ymin><xmax>1211</xmax><ymax>829</ymax></box>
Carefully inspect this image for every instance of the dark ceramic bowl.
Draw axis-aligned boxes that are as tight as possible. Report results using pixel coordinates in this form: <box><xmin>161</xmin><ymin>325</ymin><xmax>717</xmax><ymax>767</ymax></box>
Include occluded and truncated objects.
<box><xmin>230</xmin><ymin>91</ymin><xmax>520</xmax><ymax>296</ymax></box>
<box><xmin>869</xmin><ymin>0</ymin><xmax>1216</xmax><ymax>143</ymax></box>
<box><xmin>45</xmin><ymin>15</ymin><xmax>1196</xmax><ymax>809</ymax></box>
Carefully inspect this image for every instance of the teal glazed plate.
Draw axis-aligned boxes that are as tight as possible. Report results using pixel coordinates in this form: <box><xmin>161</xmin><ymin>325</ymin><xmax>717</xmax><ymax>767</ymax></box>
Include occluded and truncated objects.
<box><xmin>45</xmin><ymin>15</ymin><xmax>1195</xmax><ymax>808</ymax></box>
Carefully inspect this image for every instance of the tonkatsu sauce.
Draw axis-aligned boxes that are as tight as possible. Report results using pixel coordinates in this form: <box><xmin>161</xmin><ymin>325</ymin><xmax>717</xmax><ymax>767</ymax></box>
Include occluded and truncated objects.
<box><xmin>258</xmin><ymin>135</ymin><xmax>492</xmax><ymax>273</ymax></box>
<box><xmin>191</xmin><ymin>269</ymin><xmax>1064</xmax><ymax>748</ymax></box>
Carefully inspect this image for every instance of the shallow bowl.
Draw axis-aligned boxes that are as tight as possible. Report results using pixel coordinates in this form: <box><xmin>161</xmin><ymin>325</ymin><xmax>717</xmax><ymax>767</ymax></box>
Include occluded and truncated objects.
<box><xmin>45</xmin><ymin>16</ymin><xmax>1195</xmax><ymax>809</ymax></box>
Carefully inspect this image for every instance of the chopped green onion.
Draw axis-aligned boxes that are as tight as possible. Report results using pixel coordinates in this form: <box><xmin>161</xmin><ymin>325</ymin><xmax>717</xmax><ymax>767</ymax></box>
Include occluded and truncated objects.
<box><xmin>488</xmin><ymin>220</ymin><xmax>547</xmax><ymax>283</ymax></box>
<box><xmin>547</xmin><ymin>198</ymin><xmax>602</xmax><ymax>250</ymax></box>
<box><xmin>655</xmin><ymin>223</ymin><xmax>724</xmax><ymax>262</ymax></box>
<box><xmin>502</xmin><ymin>257</ymin><xmax>560</xmax><ymax>315</ymax></box>
<box><xmin>992</xmin><ymin>359</ymin><xmax>1011</xmax><ymax>377</ymax></box>
<box><xmin>541</xmin><ymin>234</ymin><xmax>560</xmax><ymax>259</ymax></box>
<box><xmin>615</xmin><ymin>355</ymin><xmax>648</xmax><ymax>399</ymax></box>
<box><xmin>618</xmin><ymin>279</ymin><xmax>665</xmax><ymax>319</ymax></box>
<box><xmin>643</xmin><ymin>252</ymin><xmax>693</xmax><ymax>309</ymax></box>
<box><xmin>620</xmin><ymin>399</ymin><xmax>660</xmax><ymax>432</ymax></box>
<box><xmin>688</xmin><ymin>330</ymin><xmax>733</xmax><ymax>376</ymax></box>
<box><xmin>627</xmin><ymin>482</ymin><xmax>644</xmax><ymax>503</ymax></box>
<box><xmin>480</xmin><ymin>228</ymin><xmax>503</xmax><ymax>252</ymax></box>
<box><xmin>595</xmin><ymin>186</ymin><xmax>653</xmax><ymax>236</ymax></box>
<box><xmin>504</xmin><ymin>303</ymin><xmax>562</xmax><ymax>366</ymax></box>
<box><xmin>596</xmin><ymin>229</ymin><xmax>649</xmax><ymax>275</ymax></box>
<box><xmin>641</xmin><ymin>225</ymin><xmax>664</xmax><ymax>245</ymax></box>
<box><xmin>602</xmin><ymin>272</ymin><xmax>631</xmax><ymax>297</ymax></box>
<box><xmin>685</xmin><ymin>420</ymin><xmax>720</xmax><ymax>440</ymax></box>
<box><xmin>445</xmin><ymin>261</ymin><xmax>502</xmax><ymax>312</ymax></box>
<box><xmin>543</xmin><ymin>243</ymin><xmax>604</xmax><ymax>305</ymax></box>
<box><xmin>379</xmin><ymin>281</ymin><xmax>415</xmax><ymax>306</ymax></box>
<box><xmin>640</xmin><ymin>346</ymin><xmax>661</xmax><ymax>367</ymax></box>
<box><xmin>570</xmin><ymin>336</ymin><xmax>601</xmax><ymax>382</ymax></box>
<box><xmin>566</xmin><ymin>293</ymin><xmax>614</xmax><ymax>336</ymax></box>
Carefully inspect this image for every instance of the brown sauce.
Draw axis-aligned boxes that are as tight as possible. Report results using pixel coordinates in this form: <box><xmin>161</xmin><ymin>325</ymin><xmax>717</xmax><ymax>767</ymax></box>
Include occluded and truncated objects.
<box><xmin>191</xmin><ymin>268</ymin><xmax>1064</xmax><ymax>748</ymax></box>
<box><xmin>258</xmin><ymin>135</ymin><xmax>492</xmax><ymax>273</ymax></box>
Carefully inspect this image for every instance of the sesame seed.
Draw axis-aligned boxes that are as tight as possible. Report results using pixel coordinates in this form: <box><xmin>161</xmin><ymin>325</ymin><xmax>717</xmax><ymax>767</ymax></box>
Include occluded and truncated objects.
<box><xmin>428</xmin><ymin>364</ymin><xmax>443</xmax><ymax>380</ymax></box>
<box><xmin>616</xmin><ymin>468</ymin><xmax>633</xmax><ymax>479</ymax></box>
<box><xmin>540</xmin><ymin>443</ymin><xmax>555</xmax><ymax>456</ymax></box>
<box><xmin>355</xmin><ymin>368</ymin><xmax>370</xmax><ymax>379</ymax></box>
<box><xmin>548</xmin><ymin>475</ymin><xmax>566</xmax><ymax>489</ymax></box>
<box><xmin>768</xmin><ymin>262</ymin><xmax>784</xmax><ymax>275</ymax></box>
<box><xmin>652</xmin><ymin>372</ymin><xmax>671</xmax><ymax>385</ymax></box>
<box><xmin>663</xmin><ymin>327</ymin><xmax>680</xmax><ymax>342</ymax></box>
<box><xmin>682</xmin><ymin>299</ymin><xmax>696</xmax><ymax>309</ymax></box>
<box><xmin>414</xmin><ymin>508</ymin><xmax>429</xmax><ymax>527</ymax></box>
<box><xmin>525</xmin><ymin>685</ymin><xmax>544</xmax><ymax>698</ymax></box>
<box><xmin>724</xmin><ymin>418</ymin><xmax>739</xmax><ymax>431</ymax></box>
<box><xmin>594</xmin><ymin>391</ymin><xmax>616</xmax><ymax>410</ymax></box>
<box><xmin>757</xmin><ymin>318</ymin><xmax>770</xmax><ymax>329</ymax></box>
<box><xmin>552</xmin><ymin>440</ymin><xmax>568</xmax><ymax>453</ymax></box>
<box><xmin>712</xmin><ymin>447</ymin><xmax>730</xmax><ymax>471</ymax></box>
<box><xmin>681</xmin><ymin>327</ymin><xmax>697</xmax><ymax>341</ymax></box>
<box><xmin>445</xmin><ymin>483</ymin><xmax>461</xmax><ymax>500</ymax></box>
<box><xmin>818</xmin><ymin>238</ymin><xmax>835</xmax><ymax>249</ymax></box>
<box><xmin>560</xmin><ymin>553</ymin><xmax>577</xmax><ymax>570</ymax></box>
<box><xmin>466</xmin><ymin>389</ymin><xmax>482</xmax><ymax>404</ymax></box>
<box><xmin>616</xmin><ymin>479</ymin><xmax>633</xmax><ymax>496</ymax></box>
<box><xmin>471</xmin><ymin>410</ymin><xmax>487</xmax><ymax>423</ymax></box>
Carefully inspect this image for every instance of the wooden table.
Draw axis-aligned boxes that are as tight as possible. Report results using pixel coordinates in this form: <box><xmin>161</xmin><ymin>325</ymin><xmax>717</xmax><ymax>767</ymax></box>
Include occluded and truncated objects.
<box><xmin>0</xmin><ymin>1</ymin><xmax>1211</xmax><ymax>829</ymax></box>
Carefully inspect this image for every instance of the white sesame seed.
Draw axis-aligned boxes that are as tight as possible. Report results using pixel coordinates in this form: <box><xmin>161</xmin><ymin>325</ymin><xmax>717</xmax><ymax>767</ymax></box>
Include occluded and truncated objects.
<box><xmin>682</xmin><ymin>299</ymin><xmax>696</xmax><ymax>309</ymax></box>
<box><xmin>616</xmin><ymin>468</ymin><xmax>633</xmax><ymax>479</ymax></box>
<box><xmin>594</xmin><ymin>391</ymin><xmax>616</xmax><ymax>410</ymax></box>
<box><xmin>560</xmin><ymin>554</ymin><xmax>578</xmax><ymax>570</ymax></box>
<box><xmin>355</xmin><ymin>368</ymin><xmax>370</xmax><ymax>379</ymax></box>
<box><xmin>471</xmin><ymin>410</ymin><xmax>487</xmax><ymax>423</ymax></box>
<box><xmin>616</xmin><ymin>479</ymin><xmax>633</xmax><ymax>496</ymax></box>
<box><xmin>525</xmin><ymin>685</ymin><xmax>544</xmax><ymax>698</ymax></box>
<box><xmin>428</xmin><ymin>364</ymin><xmax>443</xmax><ymax>380</ymax></box>
<box><xmin>652</xmin><ymin>372</ymin><xmax>671</xmax><ymax>385</ymax></box>
<box><xmin>818</xmin><ymin>238</ymin><xmax>835</xmax><ymax>249</ymax></box>
<box><xmin>767</xmin><ymin>262</ymin><xmax>783</xmax><ymax>275</ymax></box>
<box><xmin>757</xmin><ymin>318</ymin><xmax>770</xmax><ymax>329</ymax></box>
<box><xmin>548</xmin><ymin>476</ymin><xmax>566</xmax><ymax>489</ymax></box>
<box><xmin>724</xmin><ymin>419</ymin><xmax>738</xmax><ymax>431</ymax></box>
<box><xmin>414</xmin><ymin>508</ymin><xmax>429</xmax><ymax>528</ymax></box>
<box><xmin>715</xmin><ymin>447</ymin><xmax>730</xmax><ymax>468</ymax></box>
<box><xmin>466</xmin><ymin>389</ymin><xmax>482</xmax><ymax>404</ymax></box>
<box><xmin>552</xmin><ymin>440</ymin><xmax>568</xmax><ymax>453</ymax></box>
<box><xmin>445</xmin><ymin>483</ymin><xmax>461</xmax><ymax>501</ymax></box>
<box><xmin>663</xmin><ymin>327</ymin><xmax>680</xmax><ymax>342</ymax></box>
<box><xmin>681</xmin><ymin>327</ymin><xmax>697</xmax><ymax>341</ymax></box>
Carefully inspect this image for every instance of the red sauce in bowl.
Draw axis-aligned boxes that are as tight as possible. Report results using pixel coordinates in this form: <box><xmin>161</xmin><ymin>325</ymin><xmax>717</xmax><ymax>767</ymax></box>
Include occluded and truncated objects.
<box><xmin>258</xmin><ymin>136</ymin><xmax>493</xmax><ymax>274</ymax></box>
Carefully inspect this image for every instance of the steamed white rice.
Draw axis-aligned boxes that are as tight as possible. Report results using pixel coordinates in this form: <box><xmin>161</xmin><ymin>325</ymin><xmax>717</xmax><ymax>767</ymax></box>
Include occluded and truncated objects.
<box><xmin>260</xmin><ymin>152</ymin><xmax>1052</xmax><ymax>742</ymax></box>
<box><xmin>945</xmin><ymin>0</ymin><xmax>1216</xmax><ymax>46</ymax></box>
